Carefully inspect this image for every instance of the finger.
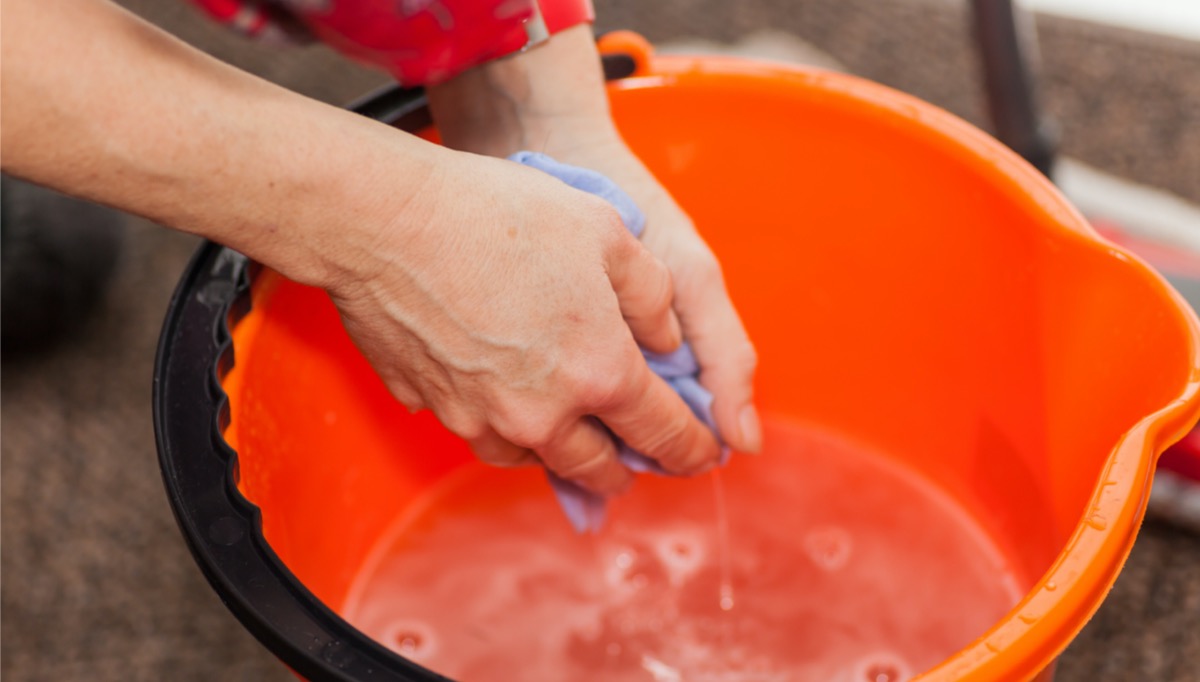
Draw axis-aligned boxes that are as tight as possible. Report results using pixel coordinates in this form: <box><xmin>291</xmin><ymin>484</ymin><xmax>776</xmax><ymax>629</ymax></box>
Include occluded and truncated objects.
<box><xmin>605</xmin><ymin>231</ymin><xmax>683</xmax><ymax>355</ymax></box>
<box><xmin>596</xmin><ymin>359</ymin><xmax>722</xmax><ymax>475</ymax></box>
<box><xmin>382</xmin><ymin>374</ymin><xmax>426</xmax><ymax>413</ymax></box>
<box><xmin>469</xmin><ymin>428</ymin><xmax>540</xmax><ymax>468</ymax></box>
<box><xmin>674</xmin><ymin>261</ymin><xmax>761</xmax><ymax>453</ymax></box>
<box><xmin>538</xmin><ymin>418</ymin><xmax>633</xmax><ymax>496</ymax></box>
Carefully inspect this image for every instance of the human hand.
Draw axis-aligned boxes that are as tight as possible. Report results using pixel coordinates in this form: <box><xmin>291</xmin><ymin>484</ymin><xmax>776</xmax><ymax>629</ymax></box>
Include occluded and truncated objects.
<box><xmin>427</xmin><ymin>26</ymin><xmax>761</xmax><ymax>454</ymax></box>
<box><xmin>541</xmin><ymin>138</ymin><xmax>762</xmax><ymax>455</ymax></box>
<box><xmin>324</xmin><ymin>150</ymin><xmax>724</xmax><ymax>494</ymax></box>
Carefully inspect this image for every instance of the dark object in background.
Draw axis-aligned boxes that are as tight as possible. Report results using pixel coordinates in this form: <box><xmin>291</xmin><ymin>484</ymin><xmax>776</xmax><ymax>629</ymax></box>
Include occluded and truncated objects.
<box><xmin>1</xmin><ymin>175</ymin><xmax>124</xmax><ymax>353</ymax></box>
<box><xmin>970</xmin><ymin>0</ymin><xmax>1060</xmax><ymax>177</ymax></box>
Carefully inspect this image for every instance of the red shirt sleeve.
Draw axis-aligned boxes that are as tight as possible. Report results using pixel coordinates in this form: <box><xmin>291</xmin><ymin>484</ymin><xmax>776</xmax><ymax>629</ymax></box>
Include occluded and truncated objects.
<box><xmin>190</xmin><ymin>0</ymin><xmax>595</xmax><ymax>85</ymax></box>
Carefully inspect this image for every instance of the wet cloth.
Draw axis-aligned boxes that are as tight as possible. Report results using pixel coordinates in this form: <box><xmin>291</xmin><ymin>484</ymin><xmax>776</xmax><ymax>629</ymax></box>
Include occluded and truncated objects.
<box><xmin>510</xmin><ymin>151</ymin><xmax>724</xmax><ymax>533</ymax></box>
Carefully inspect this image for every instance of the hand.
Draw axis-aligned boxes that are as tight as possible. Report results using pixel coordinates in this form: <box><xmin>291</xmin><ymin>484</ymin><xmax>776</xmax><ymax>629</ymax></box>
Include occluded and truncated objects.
<box><xmin>427</xmin><ymin>26</ymin><xmax>762</xmax><ymax>454</ymax></box>
<box><xmin>0</xmin><ymin>0</ymin><xmax>725</xmax><ymax>496</ymax></box>
<box><xmin>325</xmin><ymin>150</ymin><xmax>724</xmax><ymax>493</ymax></box>
<box><xmin>541</xmin><ymin>138</ymin><xmax>763</xmax><ymax>455</ymax></box>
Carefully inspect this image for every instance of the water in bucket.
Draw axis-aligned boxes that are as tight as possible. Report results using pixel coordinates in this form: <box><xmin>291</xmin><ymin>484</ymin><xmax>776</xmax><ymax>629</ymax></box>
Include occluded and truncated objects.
<box><xmin>342</xmin><ymin>418</ymin><xmax>1026</xmax><ymax>682</ymax></box>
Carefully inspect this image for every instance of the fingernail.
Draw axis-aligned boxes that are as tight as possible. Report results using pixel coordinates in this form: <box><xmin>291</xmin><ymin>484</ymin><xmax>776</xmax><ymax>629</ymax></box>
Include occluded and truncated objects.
<box><xmin>738</xmin><ymin>404</ymin><xmax>762</xmax><ymax>454</ymax></box>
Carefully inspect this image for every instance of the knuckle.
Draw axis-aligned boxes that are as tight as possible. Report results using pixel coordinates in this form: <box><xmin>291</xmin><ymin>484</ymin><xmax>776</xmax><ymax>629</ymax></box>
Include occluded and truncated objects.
<box><xmin>643</xmin><ymin>260</ymin><xmax>675</xmax><ymax>318</ymax></box>
<box><xmin>643</xmin><ymin>410</ymin><xmax>694</xmax><ymax>463</ymax></box>
<box><xmin>386</xmin><ymin>383</ymin><xmax>426</xmax><ymax>413</ymax></box>
<box><xmin>607</xmin><ymin>225</ymin><xmax>641</xmax><ymax>259</ymax></box>
<box><xmin>684</xmin><ymin>250</ymin><xmax>724</xmax><ymax>287</ymax></box>
<box><xmin>571</xmin><ymin>352</ymin><xmax>641</xmax><ymax>411</ymax></box>
<box><xmin>551</xmin><ymin>446</ymin><xmax>613</xmax><ymax>482</ymax></box>
<box><xmin>582</xmin><ymin>197</ymin><xmax>624</xmax><ymax>237</ymax></box>
<box><xmin>475</xmin><ymin>443</ymin><xmax>533</xmax><ymax>468</ymax></box>
<box><xmin>494</xmin><ymin>412</ymin><xmax>558</xmax><ymax>450</ymax></box>
<box><xmin>735</xmin><ymin>341</ymin><xmax>759</xmax><ymax>374</ymax></box>
<box><xmin>435</xmin><ymin>404</ymin><xmax>487</xmax><ymax>441</ymax></box>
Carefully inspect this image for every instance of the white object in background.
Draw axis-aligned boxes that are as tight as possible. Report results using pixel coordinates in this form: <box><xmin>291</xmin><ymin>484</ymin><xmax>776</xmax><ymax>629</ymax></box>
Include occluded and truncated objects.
<box><xmin>1022</xmin><ymin>0</ymin><xmax>1200</xmax><ymax>42</ymax></box>
<box><xmin>1149</xmin><ymin>470</ymin><xmax>1200</xmax><ymax>533</ymax></box>
<box><xmin>1056</xmin><ymin>158</ymin><xmax>1200</xmax><ymax>253</ymax></box>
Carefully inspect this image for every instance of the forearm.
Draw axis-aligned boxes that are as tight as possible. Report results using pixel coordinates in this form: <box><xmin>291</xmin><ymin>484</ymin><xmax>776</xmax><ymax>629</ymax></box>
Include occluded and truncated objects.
<box><xmin>0</xmin><ymin>0</ymin><xmax>442</xmax><ymax>288</ymax></box>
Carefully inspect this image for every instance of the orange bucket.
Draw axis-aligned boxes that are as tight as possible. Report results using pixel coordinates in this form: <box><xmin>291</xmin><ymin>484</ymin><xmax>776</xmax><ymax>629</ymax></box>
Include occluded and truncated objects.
<box><xmin>155</xmin><ymin>33</ymin><xmax>1200</xmax><ymax>682</ymax></box>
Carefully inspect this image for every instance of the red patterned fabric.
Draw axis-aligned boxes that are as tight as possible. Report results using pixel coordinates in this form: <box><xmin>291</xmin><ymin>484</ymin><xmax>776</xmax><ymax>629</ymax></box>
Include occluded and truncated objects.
<box><xmin>189</xmin><ymin>0</ymin><xmax>594</xmax><ymax>84</ymax></box>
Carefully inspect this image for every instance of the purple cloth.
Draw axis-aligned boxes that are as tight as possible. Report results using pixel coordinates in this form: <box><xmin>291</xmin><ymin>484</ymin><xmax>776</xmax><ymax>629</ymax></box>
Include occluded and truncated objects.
<box><xmin>510</xmin><ymin>151</ymin><xmax>724</xmax><ymax>533</ymax></box>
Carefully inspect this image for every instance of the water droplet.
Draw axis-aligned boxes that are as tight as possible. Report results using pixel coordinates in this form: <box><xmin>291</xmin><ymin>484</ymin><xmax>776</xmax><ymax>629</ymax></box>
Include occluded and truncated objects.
<box><xmin>985</xmin><ymin>641</ymin><xmax>1000</xmax><ymax>653</ymax></box>
<box><xmin>1018</xmin><ymin>613</ymin><xmax>1037</xmax><ymax>624</ymax></box>
<box><xmin>1046</xmin><ymin>581</ymin><xmax>1058</xmax><ymax>591</ymax></box>
<box><xmin>1085</xmin><ymin>515</ymin><xmax>1108</xmax><ymax>531</ymax></box>
<box><xmin>320</xmin><ymin>640</ymin><xmax>355</xmax><ymax>668</ymax></box>
<box><xmin>615</xmin><ymin>551</ymin><xmax>634</xmax><ymax>570</ymax></box>
<box><xmin>864</xmin><ymin>663</ymin><xmax>901</xmax><ymax>682</ymax></box>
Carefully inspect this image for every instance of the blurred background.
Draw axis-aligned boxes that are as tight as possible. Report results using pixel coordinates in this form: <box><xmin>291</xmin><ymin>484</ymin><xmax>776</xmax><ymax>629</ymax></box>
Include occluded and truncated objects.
<box><xmin>2</xmin><ymin>0</ymin><xmax>1198</xmax><ymax>680</ymax></box>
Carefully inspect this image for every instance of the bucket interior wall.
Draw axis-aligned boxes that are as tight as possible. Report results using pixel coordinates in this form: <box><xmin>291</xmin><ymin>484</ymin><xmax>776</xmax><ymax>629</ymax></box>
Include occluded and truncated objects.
<box><xmin>219</xmin><ymin>67</ymin><xmax>1192</xmax><ymax>666</ymax></box>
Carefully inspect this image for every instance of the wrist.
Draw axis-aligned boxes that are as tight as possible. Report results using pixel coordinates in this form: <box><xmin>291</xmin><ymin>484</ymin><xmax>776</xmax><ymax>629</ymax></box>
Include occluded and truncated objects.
<box><xmin>271</xmin><ymin>117</ymin><xmax>451</xmax><ymax>293</ymax></box>
<box><xmin>190</xmin><ymin>97</ymin><xmax>448</xmax><ymax>293</ymax></box>
<box><xmin>426</xmin><ymin>24</ymin><xmax>617</xmax><ymax>157</ymax></box>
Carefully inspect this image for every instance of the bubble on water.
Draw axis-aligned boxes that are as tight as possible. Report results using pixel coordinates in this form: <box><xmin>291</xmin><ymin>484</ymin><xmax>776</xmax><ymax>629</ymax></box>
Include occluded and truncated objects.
<box><xmin>804</xmin><ymin>525</ymin><xmax>853</xmax><ymax>571</ymax></box>
<box><xmin>605</xmin><ymin>544</ymin><xmax>668</xmax><ymax>594</ymax></box>
<box><xmin>605</xmin><ymin>548</ymin><xmax>639</xmax><ymax>588</ymax></box>
<box><xmin>857</xmin><ymin>653</ymin><xmax>910</xmax><ymax>682</ymax></box>
<box><xmin>396</xmin><ymin>632</ymin><xmax>422</xmax><ymax>654</ymax></box>
<box><xmin>656</xmin><ymin>532</ymin><xmax>705</xmax><ymax>584</ymax></box>
<box><xmin>662</xmin><ymin>536</ymin><xmax>702</xmax><ymax>566</ymax></box>
<box><xmin>866</xmin><ymin>664</ymin><xmax>900</xmax><ymax>682</ymax></box>
<box><xmin>385</xmin><ymin>621</ymin><xmax>435</xmax><ymax>660</ymax></box>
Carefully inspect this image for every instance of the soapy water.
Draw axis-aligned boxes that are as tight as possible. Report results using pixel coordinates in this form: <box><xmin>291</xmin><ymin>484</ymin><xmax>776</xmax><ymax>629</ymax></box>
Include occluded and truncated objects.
<box><xmin>342</xmin><ymin>419</ymin><xmax>1024</xmax><ymax>682</ymax></box>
